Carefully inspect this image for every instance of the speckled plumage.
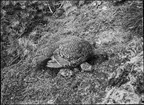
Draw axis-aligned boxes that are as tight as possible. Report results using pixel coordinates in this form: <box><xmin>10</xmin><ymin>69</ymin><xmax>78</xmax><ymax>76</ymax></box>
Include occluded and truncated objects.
<box><xmin>50</xmin><ymin>36</ymin><xmax>93</xmax><ymax>67</ymax></box>
<box><xmin>33</xmin><ymin>36</ymin><xmax>93</xmax><ymax>69</ymax></box>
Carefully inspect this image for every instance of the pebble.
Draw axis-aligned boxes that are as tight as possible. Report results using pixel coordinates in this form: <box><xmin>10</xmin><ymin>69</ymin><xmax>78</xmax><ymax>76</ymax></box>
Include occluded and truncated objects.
<box><xmin>59</xmin><ymin>69</ymin><xmax>73</xmax><ymax>77</ymax></box>
<box><xmin>80</xmin><ymin>62</ymin><xmax>92</xmax><ymax>72</ymax></box>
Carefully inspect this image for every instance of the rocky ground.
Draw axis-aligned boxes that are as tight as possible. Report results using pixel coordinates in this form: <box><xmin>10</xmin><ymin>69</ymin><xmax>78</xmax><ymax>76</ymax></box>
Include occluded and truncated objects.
<box><xmin>1</xmin><ymin>0</ymin><xmax>143</xmax><ymax>104</ymax></box>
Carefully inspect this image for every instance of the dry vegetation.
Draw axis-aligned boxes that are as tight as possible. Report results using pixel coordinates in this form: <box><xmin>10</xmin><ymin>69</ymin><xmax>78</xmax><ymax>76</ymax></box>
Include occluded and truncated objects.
<box><xmin>1</xmin><ymin>0</ymin><xmax>143</xmax><ymax>104</ymax></box>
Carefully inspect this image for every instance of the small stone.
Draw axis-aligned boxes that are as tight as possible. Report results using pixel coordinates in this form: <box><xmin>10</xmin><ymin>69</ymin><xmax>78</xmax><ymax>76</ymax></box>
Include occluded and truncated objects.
<box><xmin>59</xmin><ymin>69</ymin><xmax>73</xmax><ymax>77</ymax></box>
<box><xmin>97</xmin><ymin>1</ymin><xmax>102</xmax><ymax>6</ymax></box>
<box><xmin>73</xmin><ymin>68</ymin><xmax>80</xmax><ymax>73</ymax></box>
<box><xmin>92</xmin><ymin>2</ymin><xmax>97</xmax><ymax>6</ymax></box>
<box><xmin>47</xmin><ymin>99</ymin><xmax>55</xmax><ymax>104</ymax></box>
<box><xmin>80</xmin><ymin>62</ymin><xmax>92</xmax><ymax>72</ymax></box>
<box><xmin>102</xmin><ymin>6</ymin><xmax>107</xmax><ymax>10</ymax></box>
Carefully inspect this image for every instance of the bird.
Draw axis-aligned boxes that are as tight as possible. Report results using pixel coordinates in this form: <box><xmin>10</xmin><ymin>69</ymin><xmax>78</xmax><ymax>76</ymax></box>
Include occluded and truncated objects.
<box><xmin>46</xmin><ymin>36</ymin><xmax>93</xmax><ymax>68</ymax></box>
<box><xmin>32</xmin><ymin>36</ymin><xmax>107</xmax><ymax>70</ymax></box>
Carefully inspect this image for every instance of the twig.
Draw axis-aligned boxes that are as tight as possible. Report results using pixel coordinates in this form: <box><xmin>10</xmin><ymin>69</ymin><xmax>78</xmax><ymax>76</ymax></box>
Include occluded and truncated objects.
<box><xmin>48</xmin><ymin>3</ymin><xmax>53</xmax><ymax>13</ymax></box>
<box><xmin>58</xmin><ymin>1</ymin><xmax>65</xmax><ymax>9</ymax></box>
<box><xmin>7</xmin><ymin>55</ymin><xmax>20</xmax><ymax>66</ymax></box>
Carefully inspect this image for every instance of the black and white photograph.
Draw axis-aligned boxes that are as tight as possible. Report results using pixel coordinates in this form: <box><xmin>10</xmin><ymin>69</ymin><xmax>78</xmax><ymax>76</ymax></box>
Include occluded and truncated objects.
<box><xmin>1</xmin><ymin>0</ymin><xmax>143</xmax><ymax>104</ymax></box>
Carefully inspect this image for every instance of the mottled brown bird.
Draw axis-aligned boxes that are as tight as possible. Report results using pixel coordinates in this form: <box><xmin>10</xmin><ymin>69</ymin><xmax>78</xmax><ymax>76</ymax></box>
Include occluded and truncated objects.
<box><xmin>33</xmin><ymin>36</ymin><xmax>94</xmax><ymax>69</ymax></box>
<box><xmin>46</xmin><ymin>36</ymin><xmax>93</xmax><ymax>68</ymax></box>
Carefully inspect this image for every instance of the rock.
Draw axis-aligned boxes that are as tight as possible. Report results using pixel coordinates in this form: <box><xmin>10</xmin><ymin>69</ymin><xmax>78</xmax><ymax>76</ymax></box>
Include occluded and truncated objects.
<box><xmin>59</xmin><ymin>69</ymin><xmax>73</xmax><ymax>78</ymax></box>
<box><xmin>80</xmin><ymin>62</ymin><xmax>92</xmax><ymax>72</ymax></box>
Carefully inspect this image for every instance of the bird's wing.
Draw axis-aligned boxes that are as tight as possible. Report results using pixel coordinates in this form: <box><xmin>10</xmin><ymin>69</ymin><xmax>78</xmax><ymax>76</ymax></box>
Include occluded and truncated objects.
<box><xmin>47</xmin><ymin>55</ymin><xmax>70</xmax><ymax>68</ymax></box>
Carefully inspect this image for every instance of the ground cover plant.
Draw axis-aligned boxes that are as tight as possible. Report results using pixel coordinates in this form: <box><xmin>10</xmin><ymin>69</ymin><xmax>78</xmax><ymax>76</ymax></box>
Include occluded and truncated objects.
<box><xmin>1</xmin><ymin>0</ymin><xmax>143</xmax><ymax>104</ymax></box>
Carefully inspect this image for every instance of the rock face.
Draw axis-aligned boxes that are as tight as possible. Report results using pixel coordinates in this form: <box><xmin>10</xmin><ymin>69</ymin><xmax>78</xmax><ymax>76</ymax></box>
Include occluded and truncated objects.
<box><xmin>33</xmin><ymin>36</ymin><xmax>94</xmax><ymax>69</ymax></box>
